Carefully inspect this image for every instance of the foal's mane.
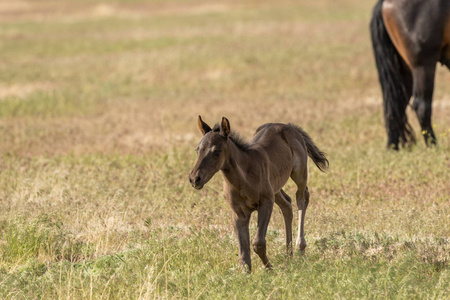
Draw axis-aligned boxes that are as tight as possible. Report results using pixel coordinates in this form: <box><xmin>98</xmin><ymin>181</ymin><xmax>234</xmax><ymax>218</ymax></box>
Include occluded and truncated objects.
<box><xmin>212</xmin><ymin>124</ymin><xmax>251</xmax><ymax>151</ymax></box>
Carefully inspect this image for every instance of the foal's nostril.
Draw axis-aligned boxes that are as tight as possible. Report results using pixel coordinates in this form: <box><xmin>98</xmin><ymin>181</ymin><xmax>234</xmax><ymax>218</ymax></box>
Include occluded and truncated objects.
<box><xmin>195</xmin><ymin>176</ymin><xmax>201</xmax><ymax>185</ymax></box>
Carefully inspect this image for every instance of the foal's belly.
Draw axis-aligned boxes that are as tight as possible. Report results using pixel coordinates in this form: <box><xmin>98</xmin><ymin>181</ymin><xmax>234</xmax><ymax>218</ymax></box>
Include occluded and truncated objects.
<box><xmin>267</xmin><ymin>150</ymin><xmax>293</xmax><ymax>193</ymax></box>
<box><xmin>271</xmin><ymin>171</ymin><xmax>291</xmax><ymax>194</ymax></box>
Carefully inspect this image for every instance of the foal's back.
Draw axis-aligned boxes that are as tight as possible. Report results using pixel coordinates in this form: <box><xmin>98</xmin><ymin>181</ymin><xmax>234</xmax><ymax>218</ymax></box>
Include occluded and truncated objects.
<box><xmin>252</xmin><ymin>123</ymin><xmax>308</xmax><ymax>154</ymax></box>
<box><xmin>250</xmin><ymin>123</ymin><xmax>309</xmax><ymax>191</ymax></box>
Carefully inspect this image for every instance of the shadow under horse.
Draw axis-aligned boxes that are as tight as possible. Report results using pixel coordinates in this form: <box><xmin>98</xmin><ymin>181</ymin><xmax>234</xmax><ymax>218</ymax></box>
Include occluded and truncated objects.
<box><xmin>370</xmin><ymin>0</ymin><xmax>450</xmax><ymax>149</ymax></box>
<box><xmin>189</xmin><ymin>116</ymin><xmax>328</xmax><ymax>272</ymax></box>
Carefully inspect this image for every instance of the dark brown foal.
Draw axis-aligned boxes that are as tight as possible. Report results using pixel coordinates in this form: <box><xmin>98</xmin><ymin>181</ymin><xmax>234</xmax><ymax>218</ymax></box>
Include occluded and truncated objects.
<box><xmin>189</xmin><ymin>116</ymin><xmax>328</xmax><ymax>272</ymax></box>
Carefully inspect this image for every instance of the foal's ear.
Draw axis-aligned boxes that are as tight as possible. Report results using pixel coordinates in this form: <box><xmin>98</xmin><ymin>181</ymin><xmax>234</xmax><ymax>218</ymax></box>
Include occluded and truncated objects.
<box><xmin>197</xmin><ymin>115</ymin><xmax>211</xmax><ymax>135</ymax></box>
<box><xmin>220</xmin><ymin>117</ymin><xmax>231</xmax><ymax>137</ymax></box>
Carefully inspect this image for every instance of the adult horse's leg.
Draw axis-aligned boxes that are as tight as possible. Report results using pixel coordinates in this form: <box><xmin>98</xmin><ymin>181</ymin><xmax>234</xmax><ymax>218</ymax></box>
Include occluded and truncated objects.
<box><xmin>232</xmin><ymin>213</ymin><xmax>252</xmax><ymax>272</ymax></box>
<box><xmin>275</xmin><ymin>190</ymin><xmax>293</xmax><ymax>257</ymax></box>
<box><xmin>252</xmin><ymin>197</ymin><xmax>274</xmax><ymax>269</ymax></box>
<box><xmin>411</xmin><ymin>64</ymin><xmax>437</xmax><ymax>146</ymax></box>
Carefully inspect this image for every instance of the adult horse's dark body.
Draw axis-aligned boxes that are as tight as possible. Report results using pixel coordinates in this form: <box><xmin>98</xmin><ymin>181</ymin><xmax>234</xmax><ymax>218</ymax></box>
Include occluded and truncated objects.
<box><xmin>189</xmin><ymin>116</ymin><xmax>328</xmax><ymax>272</ymax></box>
<box><xmin>370</xmin><ymin>0</ymin><xmax>450</xmax><ymax>149</ymax></box>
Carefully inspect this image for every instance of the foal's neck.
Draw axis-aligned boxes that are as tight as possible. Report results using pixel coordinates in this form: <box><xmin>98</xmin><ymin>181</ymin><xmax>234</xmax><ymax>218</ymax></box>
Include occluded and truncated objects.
<box><xmin>221</xmin><ymin>138</ymin><xmax>252</xmax><ymax>190</ymax></box>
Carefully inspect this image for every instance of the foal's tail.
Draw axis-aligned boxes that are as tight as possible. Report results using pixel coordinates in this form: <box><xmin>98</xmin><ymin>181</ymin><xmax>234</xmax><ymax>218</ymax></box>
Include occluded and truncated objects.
<box><xmin>290</xmin><ymin>124</ymin><xmax>329</xmax><ymax>172</ymax></box>
<box><xmin>370</xmin><ymin>0</ymin><xmax>415</xmax><ymax>147</ymax></box>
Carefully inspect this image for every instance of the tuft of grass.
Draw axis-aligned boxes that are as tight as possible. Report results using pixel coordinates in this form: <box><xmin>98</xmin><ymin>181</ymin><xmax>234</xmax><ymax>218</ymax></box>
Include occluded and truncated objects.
<box><xmin>0</xmin><ymin>215</ymin><xmax>94</xmax><ymax>266</ymax></box>
<box><xmin>0</xmin><ymin>226</ymin><xmax>448</xmax><ymax>299</ymax></box>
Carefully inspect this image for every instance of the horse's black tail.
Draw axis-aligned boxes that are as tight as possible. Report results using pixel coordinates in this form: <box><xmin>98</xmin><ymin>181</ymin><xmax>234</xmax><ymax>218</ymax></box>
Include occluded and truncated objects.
<box><xmin>290</xmin><ymin>124</ymin><xmax>329</xmax><ymax>172</ymax></box>
<box><xmin>370</xmin><ymin>0</ymin><xmax>415</xmax><ymax>148</ymax></box>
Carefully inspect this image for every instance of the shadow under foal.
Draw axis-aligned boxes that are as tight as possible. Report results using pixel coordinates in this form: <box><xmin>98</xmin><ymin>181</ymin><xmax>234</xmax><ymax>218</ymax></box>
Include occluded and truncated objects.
<box><xmin>189</xmin><ymin>116</ymin><xmax>328</xmax><ymax>272</ymax></box>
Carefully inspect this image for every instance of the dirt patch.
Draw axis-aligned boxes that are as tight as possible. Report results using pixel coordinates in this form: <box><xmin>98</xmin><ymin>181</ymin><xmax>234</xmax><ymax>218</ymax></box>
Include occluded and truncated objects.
<box><xmin>0</xmin><ymin>83</ymin><xmax>53</xmax><ymax>100</ymax></box>
<box><xmin>0</xmin><ymin>0</ymin><xmax>30</xmax><ymax>13</ymax></box>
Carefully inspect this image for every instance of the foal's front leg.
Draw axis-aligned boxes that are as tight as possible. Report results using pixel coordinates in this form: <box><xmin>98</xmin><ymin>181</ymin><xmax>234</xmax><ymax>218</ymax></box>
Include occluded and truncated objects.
<box><xmin>253</xmin><ymin>196</ymin><xmax>274</xmax><ymax>269</ymax></box>
<box><xmin>232</xmin><ymin>213</ymin><xmax>251</xmax><ymax>272</ymax></box>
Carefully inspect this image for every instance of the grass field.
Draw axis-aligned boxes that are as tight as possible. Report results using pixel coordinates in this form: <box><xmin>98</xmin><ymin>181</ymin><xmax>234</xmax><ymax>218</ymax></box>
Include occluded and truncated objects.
<box><xmin>0</xmin><ymin>0</ymin><xmax>449</xmax><ymax>298</ymax></box>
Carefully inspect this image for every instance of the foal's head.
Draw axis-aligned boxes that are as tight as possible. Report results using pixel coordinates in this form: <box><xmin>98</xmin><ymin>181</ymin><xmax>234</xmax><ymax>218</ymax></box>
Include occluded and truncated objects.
<box><xmin>189</xmin><ymin>116</ymin><xmax>231</xmax><ymax>190</ymax></box>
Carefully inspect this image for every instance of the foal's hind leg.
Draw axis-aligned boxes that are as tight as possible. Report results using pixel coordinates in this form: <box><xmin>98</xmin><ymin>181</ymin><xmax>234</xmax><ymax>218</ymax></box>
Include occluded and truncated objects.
<box><xmin>275</xmin><ymin>190</ymin><xmax>293</xmax><ymax>257</ymax></box>
<box><xmin>291</xmin><ymin>152</ymin><xmax>309</xmax><ymax>252</ymax></box>
<box><xmin>295</xmin><ymin>186</ymin><xmax>309</xmax><ymax>252</ymax></box>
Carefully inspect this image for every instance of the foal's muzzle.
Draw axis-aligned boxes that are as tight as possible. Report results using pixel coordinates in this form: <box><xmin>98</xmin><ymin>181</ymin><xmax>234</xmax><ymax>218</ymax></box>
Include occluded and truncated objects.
<box><xmin>188</xmin><ymin>173</ymin><xmax>204</xmax><ymax>190</ymax></box>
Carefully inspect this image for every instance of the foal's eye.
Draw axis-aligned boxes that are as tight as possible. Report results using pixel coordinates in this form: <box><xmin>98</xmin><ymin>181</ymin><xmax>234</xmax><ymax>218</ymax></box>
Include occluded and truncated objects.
<box><xmin>213</xmin><ymin>150</ymin><xmax>222</xmax><ymax>156</ymax></box>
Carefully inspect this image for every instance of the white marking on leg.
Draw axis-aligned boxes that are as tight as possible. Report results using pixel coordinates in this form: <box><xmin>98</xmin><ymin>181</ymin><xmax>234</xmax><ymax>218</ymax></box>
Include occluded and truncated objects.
<box><xmin>296</xmin><ymin>210</ymin><xmax>302</xmax><ymax>247</ymax></box>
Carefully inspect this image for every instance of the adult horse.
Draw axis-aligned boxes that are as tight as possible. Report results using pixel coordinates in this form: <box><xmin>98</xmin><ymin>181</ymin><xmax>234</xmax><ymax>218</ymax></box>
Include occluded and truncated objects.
<box><xmin>370</xmin><ymin>0</ymin><xmax>450</xmax><ymax>149</ymax></box>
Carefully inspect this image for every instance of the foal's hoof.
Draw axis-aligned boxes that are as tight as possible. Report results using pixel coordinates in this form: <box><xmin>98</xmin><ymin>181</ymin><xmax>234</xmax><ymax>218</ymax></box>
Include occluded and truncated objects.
<box><xmin>265</xmin><ymin>262</ymin><xmax>273</xmax><ymax>270</ymax></box>
<box><xmin>296</xmin><ymin>240</ymin><xmax>307</xmax><ymax>253</ymax></box>
<box><xmin>244</xmin><ymin>266</ymin><xmax>252</xmax><ymax>274</ymax></box>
